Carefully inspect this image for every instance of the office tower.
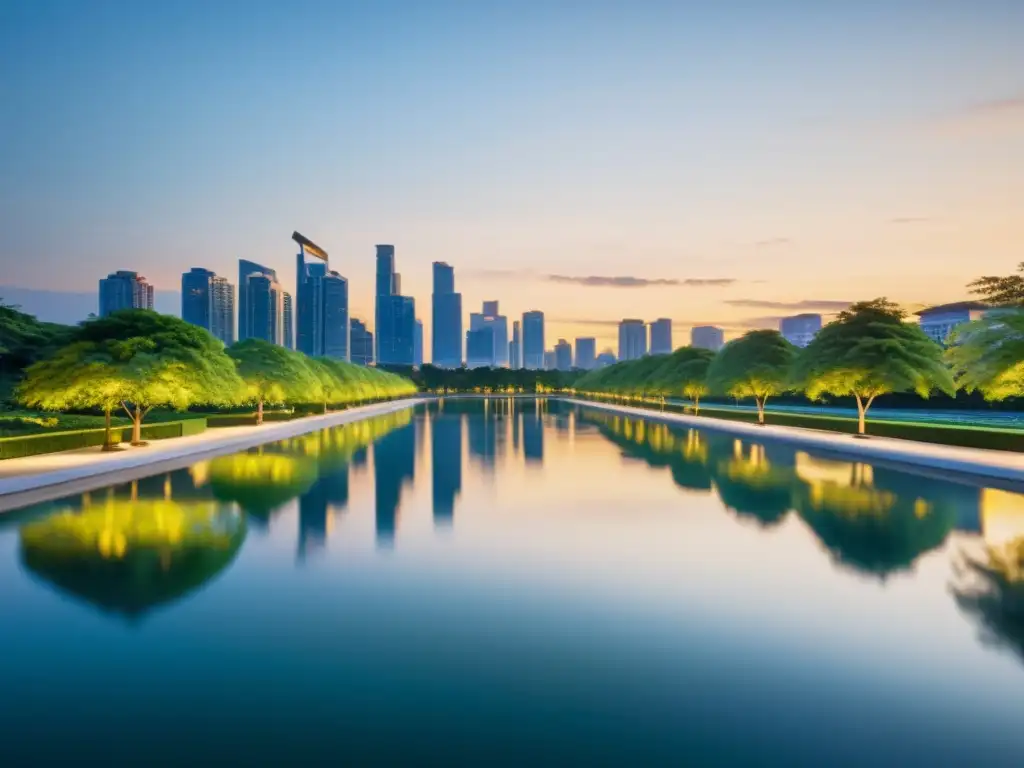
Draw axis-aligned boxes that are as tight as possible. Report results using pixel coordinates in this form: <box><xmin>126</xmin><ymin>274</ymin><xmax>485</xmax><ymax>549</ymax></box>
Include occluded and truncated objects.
<box><xmin>649</xmin><ymin>318</ymin><xmax>673</xmax><ymax>355</ymax></box>
<box><xmin>322</xmin><ymin>272</ymin><xmax>349</xmax><ymax>360</ymax></box>
<box><xmin>350</xmin><ymin>318</ymin><xmax>374</xmax><ymax>365</ymax></box>
<box><xmin>554</xmin><ymin>339</ymin><xmax>573</xmax><ymax>371</ymax></box>
<box><xmin>99</xmin><ymin>271</ymin><xmax>154</xmax><ymax>317</ymax></box>
<box><xmin>432</xmin><ymin>262</ymin><xmax>462</xmax><ymax>367</ymax></box>
<box><xmin>466</xmin><ymin>328</ymin><xmax>495</xmax><ymax>368</ymax></box>
<box><xmin>509</xmin><ymin>321</ymin><xmax>522</xmax><ymax>369</ymax></box>
<box><xmin>574</xmin><ymin>337</ymin><xmax>596</xmax><ymax>370</ymax></box>
<box><xmin>915</xmin><ymin>302</ymin><xmax>989</xmax><ymax>347</ymax></box>
<box><xmin>237</xmin><ymin>259</ymin><xmax>278</xmax><ymax>342</ymax></box>
<box><xmin>780</xmin><ymin>314</ymin><xmax>823</xmax><ymax>348</ymax></box>
<box><xmin>482</xmin><ymin>300</ymin><xmax>499</xmax><ymax>316</ymax></box>
<box><xmin>282</xmin><ymin>292</ymin><xmax>294</xmax><ymax>349</ymax></box>
<box><xmin>375</xmin><ymin>245</ymin><xmax>415</xmax><ymax>366</ymax></box>
<box><xmin>595</xmin><ymin>350</ymin><xmax>617</xmax><ymax>368</ymax></box>
<box><xmin>246</xmin><ymin>273</ymin><xmax>283</xmax><ymax>344</ymax></box>
<box><xmin>181</xmin><ymin>268</ymin><xmax>234</xmax><ymax>345</ymax></box>
<box><xmin>618</xmin><ymin>319</ymin><xmax>647</xmax><ymax>361</ymax></box>
<box><xmin>691</xmin><ymin>325</ymin><xmax>725</xmax><ymax>351</ymax></box>
<box><xmin>522</xmin><ymin>310</ymin><xmax>545</xmax><ymax>369</ymax></box>
<box><xmin>543</xmin><ymin>350</ymin><xmax>556</xmax><ymax>370</ymax></box>
<box><xmin>431</xmin><ymin>411</ymin><xmax>462</xmax><ymax>527</ymax></box>
<box><xmin>414</xmin><ymin>319</ymin><xmax>423</xmax><ymax>367</ymax></box>
<box><xmin>469</xmin><ymin>301</ymin><xmax>508</xmax><ymax>367</ymax></box>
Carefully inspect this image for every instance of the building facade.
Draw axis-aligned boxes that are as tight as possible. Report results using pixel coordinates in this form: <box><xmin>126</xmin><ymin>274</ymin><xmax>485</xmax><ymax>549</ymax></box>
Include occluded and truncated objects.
<box><xmin>181</xmin><ymin>267</ymin><xmax>234</xmax><ymax>345</ymax></box>
<box><xmin>466</xmin><ymin>328</ymin><xmax>495</xmax><ymax>369</ymax></box>
<box><xmin>431</xmin><ymin>262</ymin><xmax>463</xmax><ymax>368</ymax></box>
<box><xmin>780</xmin><ymin>313</ymin><xmax>822</xmax><ymax>348</ymax></box>
<box><xmin>414</xmin><ymin>319</ymin><xmax>423</xmax><ymax>368</ymax></box>
<box><xmin>554</xmin><ymin>339</ymin><xmax>573</xmax><ymax>371</ymax></box>
<box><xmin>469</xmin><ymin>301</ymin><xmax>508</xmax><ymax>367</ymax></box>
<box><xmin>618</xmin><ymin>319</ymin><xmax>647</xmax><ymax>361</ymax></box>
<box><xmin>246</xmin><ymin>273</ymin><xmax>283</xmax><ymax>344</ymax></box>
<box><xmin>99</xmin><ymin>270</ymin><xmax>154</xmax><ymax>317</ymax></box>
<box><xmin>915</xmin><ymin>302</ymin><xmax>989</xmax><ymax>346</ymax></box>
<box><xmin>375</xmin><ymin>245</ymin><xmax>416</xmax><ymax>366</ymax></box>
<box><xmin>595</xmin><ymin>350</ymin><xmax>617</xmax><ymax>368</ymax></box>
<box><xmin>509</xmin><ymin>320</ymin><xmax>522</xmax><ymax>369</ymax></box>
<box><xmin>321</xmin><ymin>273</ymin><xmax>349</xmax><ymax>360</ymax></box>
<box><xmin>691</xmin><ymin>325</ymin><xmax>724</xmax><ymax>351</ymax></box>
<box><xmin>350</xmin><ymin>318</ymin><xmax>374</xmax><ymax>365</ymax></box>
<box><xmin>282</xmin><ymin>292</ymin><xmax>294</xmax><ymax>349</ymax></box>
<box><xmin>649</xmin><ymin>318</ymin><xmax>673</xmax><ymax>355</ymax></box>
<box><xmin>238</xmin><ymin>259</ymin><xmax>279</xmax><ymax>342</ymax></box>
<box><xmin>522</xmin><ymin>311</ymin><xmax>545</xmax><ymax>369</ymax></box>
<box><xmin>574</xmin><ymin>337</ymin><xmax>596</xmax><ymax>370</ymax></box>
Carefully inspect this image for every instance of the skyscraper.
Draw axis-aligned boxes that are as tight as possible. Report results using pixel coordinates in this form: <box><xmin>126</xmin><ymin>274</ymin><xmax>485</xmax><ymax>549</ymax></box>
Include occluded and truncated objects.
<box><xmin>522</xmin><ymin>311</ymin><xmax>545</xmax><ymax>369</ymax></box>
<box><xmin>649</xmin><ymin>318</ymin><xmax>673</xmax><ymax>355</ymax></box>
<box><xmin>618</xmin><ymin>319</ymin><xmax>647</xmax><ymax>361</ymax></box>
<box><xmin>282</xmin><ymin>292</ymin><xmax>294</xmax><ymax>349</ymax></box>
<box><xmin>237</xmin><ymin>259</ymin><xmax>279</xmax><ymax>342</ymax></box>
<box><xmin>99</xmin><ymin>271</ymin><xmax>154</xmax><ymax>317</ymax></box>
<box><xmin>181</xmin><ymin>268</ymin><xmax>234</xmax><ymax>345</ymax></box>
<box><xmin>466</xmin><ymin>328</ymin><xmax>495</xmax><ymax>368</ymax></box>
<box><xmin>414</xmin><ymin>319</ymin><xmax>423</xmax><ymax>367</ymax></box>
<box><xmin>509</xmin><ymin>321</ymin><xmax>522</xmax><ymax>369</ymax></box>
<box><xmin>595</xmin><ymin>350</ymin><xmax>617</xmax><ymax>368</ymax></box>
<box><xmin>554</xmin><ymin>339</ymin><xmax>573</xmax><ymax>371</ymax></box>
<box><xmin>375</xmin><ymin>245</ymin><xmax>416</xmax><ymax>366</ymax></box>
<box><xmin>574</xmin><ymin>337</ymin><xmax>596</xmax><ymax>370</ymax></box>
<box><xmin>350</xmin><ymin>318</ymin><xmax>374</xmax><ymax>365</ymax></box>
<box><xmin>431</xmin><ymin>262</ymin><xmax>462</xmax><ymax>368</ymax></box>
<box><xmin>246</xmin><ymin>273</ymin><xmax>283</xmax><ymax>344</ymax></box>
<box><xmin>691</xmin><ymin>325</ymin><xmax>725</xmax><ymax>351</ymax></box>
<box><xmin>469</xmin><ymin>301</ymin><xmax>508</xmax><ymax>367</ymax></box>
<box><xmin>780</xmin><ymin>314</ymin><xmax>822</xmax><ymax>348</ymax></box>
<box><xmin>322</xmin><ymin>273</ymin><xmax>349</xmax><ymax>360</ymax></box>
<box><xmin>294</xmin><ymin>231</ymin><xmax>347</xmax><ymax>357</ymax></box>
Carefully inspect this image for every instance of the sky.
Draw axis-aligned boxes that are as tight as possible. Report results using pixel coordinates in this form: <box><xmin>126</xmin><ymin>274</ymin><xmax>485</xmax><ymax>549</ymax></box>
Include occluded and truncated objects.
<box><xmin>2</xmin><ymin>0</ymin><xmax>1023</xmax><ymax>351</ymax></box>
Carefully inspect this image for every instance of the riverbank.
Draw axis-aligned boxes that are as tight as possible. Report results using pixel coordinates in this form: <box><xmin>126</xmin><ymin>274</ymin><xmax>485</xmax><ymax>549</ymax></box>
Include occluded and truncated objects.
<box><xmin>562</xmin><ymin>397</ymin><xmax>1024</xmax><ymax>487</ymax></box>
<box><xmin>0</xmin><ymin>398</ymin><xmax>427</xmax><ymax>513</ymax></box>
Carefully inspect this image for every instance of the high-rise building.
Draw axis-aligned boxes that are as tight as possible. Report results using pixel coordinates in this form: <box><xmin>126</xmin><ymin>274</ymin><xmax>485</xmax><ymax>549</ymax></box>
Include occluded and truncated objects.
<box><xmin>691</xmin><ymin>325</ymin><xmax>724</xmax><ymax>351</ymax></box>
<box><xmin>780</xmin><ymin>314</ymin><xmax>822</xmax><ymax>348</ymax></box>
<box><xmin>350</xmin><ymin>318</ymin><xmax>374</xmax><ymax>365</ymax></box>
<box><xmin>322</xmin><ymin>273</ymin><xmax>349</xmax><ymax>360</ymax></box>
<box><xmin>914</xmin><ymin>302</ymin><xmax>989</xmax><ymax>347</ymax></box>
<box><xmin>618</xmin><ymin>319</ymin><xmax>647</xmax><ymax>361</ymax></box>
<box><xmin>595</xmin><ymin>350</ymin><xmax>617</xmax><ymax>368</ymax></box>
<box><xmin>414</xmin><ymin>319</ymin><xmax>423</xmax><ymax>368</ymax></box>
<box><xmin>522</xmin><ymin>311</ymin><xmax>545</xmax><ymax>369</ymax></box>
<box><xmin>181</xmin><ymin>268</ymin><xmax>234</xmax><ymax>345</ymax></box>
<box><xmin>99</xmin><ymin>271</ymin><xmax>154</xmax><ymax>317</ymax></box>
<box><xmin>543</xmin><ymin>350</ymin><xmax>557</xmax><ymax>370</ymax></box>
<box><xmin>509</xmin><ymin>321</ymin><xmax>522</xmax><ymax>369</ymax></box>
<box><xmin>238</xmin><ymin>259</ymin><xmax>279</xmax><ymax>342</ymax></box>
<box><xmin>554</xmin><ymin>339</ymin><xmax>573</xmax><ymax>371</ymax></box>
<box><xmin>431</xmin><ymin>262</ymin><xmax>462</xmax><ymax>368</ymax></box>
<box><xmin>246</xmin><ymin>273</ymin><xmax>283</xmax><ymax>344</ymax></box>
<box><xmin>649</xmin><ymin>318</ymin><xmax>673</xmax><ymax>355</ymax></box>
<box><xmin>282</xmin><ymin>292</ymin><xmax>294</xmax><ymax>349</ymax></box>
<box><xmin>469</xmin><ymin>301</ymin><xmax>508</xmax><ymax>367</ymax></box>
<box><xmin>574</xmin><ymin>337</ymin><xmax>596</xmax><ymax>370</ymax></box>
<box><xmin>294</xmin><ymin>231</ymin><xmax>348</xmax><ymax>358</ymax></box>
<box><xmin>375</xmin><ymin>245</ymin><xmax>416</xmax><ymax>366</ymax></box>
<box><xmin>466</xmin><ymin>328</ymin><xmax>495</xmax><ymax>369</ymax></box>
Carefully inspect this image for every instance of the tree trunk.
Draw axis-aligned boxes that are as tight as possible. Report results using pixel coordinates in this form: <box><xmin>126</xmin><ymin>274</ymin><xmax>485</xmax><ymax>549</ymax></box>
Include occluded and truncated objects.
<box><xmin>131</xmin><ymin>405</ymin><xmax>144</xmax><ymax>445</ymax></box>
<box><xmin>102</xmin><ymin>407</ymin><xmax>116</xmax><ymax>451</ymax></box>
<box><xmin>755</xmin><ymin>396</ymin><xmax>766</xmax><ymax>425</ymax></box>
<box><xmin>855</xmin><ymin>395</ymin><xmax>866</xmax><ymax>436</ymax></box>
<box><xmin>256</xmin><ymin>399</ymin><xmax>264</xmax><ymax>425</ymax></box>
<box><xmin>693</xmin><ymin>394</ymin><xmax>700</xmax><ymax>415</ymax></box>
<box><xmin>324</xmin><ymin>399</ymin><xmax>329</xmax><ymax>415</ymax></box>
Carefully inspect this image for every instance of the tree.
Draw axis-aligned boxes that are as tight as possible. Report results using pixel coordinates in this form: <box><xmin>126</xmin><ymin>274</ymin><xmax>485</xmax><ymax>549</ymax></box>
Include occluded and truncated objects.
<box><xmin>968</xmin><ymin>262</ymin><xmax>1024</xmax><ymax>307</ymax></box>
<box><xmin>648</xmin><ymin>347</ymin><xmax>715</xmax><ymax>412</ymax></box>
<box><xmin>228</xmin><ymin>339</ymin><xmax>322</xmax><ymax>424</ymax></box>
<box><xmin>946</xmin><ymin>308</ymin><xmax>1024</xmax><ymax>400</ymax></box>
<box><xmin>308</xmin><ymin>357</ymin><xmax>344</xmax><ymax>413</ymax></box>
<box><xmin>793</xmin><ymin>299</ymin><xmax>954</xmax><ymax>435</ymax></box>
<box><xmin>706</xmin><ymin>330</ymin><xmax>797</xmax><ymax>425</ymax></box>
<box><xmin>19</xmin><ymin>310</ymin><xmax>242</xmax><ymax>447</ymax></box>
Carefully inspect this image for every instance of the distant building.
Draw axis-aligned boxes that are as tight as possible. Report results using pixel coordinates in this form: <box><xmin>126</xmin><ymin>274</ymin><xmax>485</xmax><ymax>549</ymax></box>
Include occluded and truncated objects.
<box><xmin>181</xmin><ymin>268</ymin><xmax>234</xmax><ymax>345</ymax></box>
<box><xmin>618</xmin><ymin>319</ymin><xmax>647</xmax><ymax>361</ymax></box>
<box><xmin>466</xmin><ymin>327</ymin><xmax>495</xmax><ymax>369</ymax></box>
<box><xmin>375</xmin><ymin>245</ymin><xmax>416</xmax><ymax>366</ymax></box>
<box><xmin>691</xmin><ymin>325</ymin><xmax>724</xmax><ymax>351</ymax></box>
<box><xmin>595</xmin><ymin>350</ymin><xmax>617</xmax><ymax>368</ymax></box>
<box><xmin>294</xmin><ymin>232</ymin><xmax>348</xmax><ymax>358</ymax></box>
<box><xmin>237</xmin><ymin>259</ymin><xmax>280</xmax><ymax>343</ymax></box>
<box><xmin>350</xmin><ymin>318</ymin><xmax>374</xmax><ymax>365</ymax></box>
<box><xmin>554</xmin><ymin>339</ymin><xmax>573</xmax><ymax>371</ymax></box>
<box><xmin>414</xmin><ymin>319</ymin><xmax>423</xmax><ymax>368</ymax></box>
<box><xmin>780</xmin><ymin>313</ymin><xmax>822</xmax><ymax>348</ymax></box>
<box><xmin>522</xmin><ymin>311</ymin><xmax>545</xmax><ymax>369</ymax></box>
<box><xmin>649</xmin><ymin>318</ymin><xmax>673</xmax><ymax>355</ymax></box>
<box><xmin>574</xmin><ymin>337</ymin><xmax>596</xmax><ymax>370</ymax></box>
<box><xmin>469</xmin><ymin>301</ymin><xmax>508</xmax><ymax>367</ymax></box>
<box><xmin>431</xmin><ymin>262</ymin><xmax>463</xmax><ymax>368</ymax></box>
<box><xmin>543</xmin><ymin>350</ymin><xmax>557</xmax><ymax>370</ymax></box>
<box><xmin>915</xmin><ymin>302</ymin><xmax>989</xmax><ymax>346</ymax></box>
<box><xmin>321</xmin><ymin>273</ymin><xmax>349</xmax><ymax>360</ymax></box>
<box><xmin>99</xmin><ymin>270</ymin><xmax>154</xmax><ymax>317</ymax></box>
<box><xmin>282</xmin><ymin>292</ymin><xmax>294</xmax><ymax>349</ymax></box>
<box><xmin>509</xmin><ymin>320</ymin><xmax>522</xmax><ymax>369</ymax></box>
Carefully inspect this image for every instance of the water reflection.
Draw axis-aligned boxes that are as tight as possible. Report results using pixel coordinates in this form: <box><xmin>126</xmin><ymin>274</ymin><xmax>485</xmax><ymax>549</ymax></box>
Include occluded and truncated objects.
<box><xmin>374</xmin><ymin>420</ymin><xmax>416</xmax><ymax>548</ymax></box>
<box><xmin>430</xmin><ymin>407</ymin><xmax>463</xmax><ymax>528</ymax></box>
<box><xmin>19</xmin><ymin>499</ymin><xmax>245</xmax><ymax>620</ymax></box>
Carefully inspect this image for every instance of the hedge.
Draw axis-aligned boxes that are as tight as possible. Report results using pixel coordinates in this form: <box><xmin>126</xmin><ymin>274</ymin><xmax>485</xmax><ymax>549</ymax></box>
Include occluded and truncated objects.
<box><xmin>0</xmin><ymin>418</ymin><xmax>208</xmax><ymax>460</ymax></box>
<box><xmin>205</xmin><ymin>411</ymin><xmax>297</xmax><ymax>428</ymax></box>
<box><xmin>576</xmin><ymin>396</ymin><xmax>1024</xmax><ymax>453</ymax></box>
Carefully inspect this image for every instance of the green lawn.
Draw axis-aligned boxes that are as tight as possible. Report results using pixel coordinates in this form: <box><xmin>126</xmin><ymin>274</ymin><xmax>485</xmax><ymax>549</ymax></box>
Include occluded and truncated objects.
<box><xmin>0</xmin><ymin>410</ymin><xmax>204</xmax><ymax>437</ymax></box>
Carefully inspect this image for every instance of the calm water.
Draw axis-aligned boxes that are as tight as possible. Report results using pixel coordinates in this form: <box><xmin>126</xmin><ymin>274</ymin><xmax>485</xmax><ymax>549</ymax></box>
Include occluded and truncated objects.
<box><xmin>2</xmin><ymin>399</ymin><xmax>1024</xmax><ymax>766</ymax></box>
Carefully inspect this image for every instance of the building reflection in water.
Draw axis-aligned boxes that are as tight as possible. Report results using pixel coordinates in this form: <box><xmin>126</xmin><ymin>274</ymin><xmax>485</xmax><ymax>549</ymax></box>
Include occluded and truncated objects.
<box><xmin>468</xmin><ymin>399</ymin><xmax>497</xmax><ymax>470</ymax></box>
<box><xmin>297</xmin><ymin>469</ymin><xmax>349</xmax><ymax>563</ymax></box>
<box><xmin>521</xmin><ymin>402</ymin><xmax>544</xmax><ymax>465</ymax></box>
<box><xmin>431</xmin><ymin>410</ymin><xmax>463</xmax><ymax>529</ymax></box>
<box><xmin>373</xmin><ymin>420</ymin><xmax>417</xmax><ymax>549</ymax></box>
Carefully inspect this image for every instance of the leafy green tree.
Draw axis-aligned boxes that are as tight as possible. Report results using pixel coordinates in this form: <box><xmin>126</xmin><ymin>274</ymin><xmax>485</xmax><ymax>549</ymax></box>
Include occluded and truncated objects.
<box><xmin>228</xmin><ymin>339</ymin><xmax>322</xmax><ymax>424</ymax></box>
<box><xmin>706</xmin><ymin>330</ymin><xmax>797</xmax><ymax>425</ymax></box>
<box><xmin>946</xmin><ymin>308</ymin><xmax>1024</xmax><ymax>400</ymax></box>
<box><xmin>648</xmin><ymin>346</ymin><xmax>715</xmax><ymax>411</ymax></box>
<box><xmin>0</xmin><ymin>301</ymin><xmax>74</xmax><ymax>402</ymax></box>
<box><xmin>968</xmin><ymin>262</ymin><xmax>1024</xmax><ymax>306</ymax></box>
<box><xmin>307</xmin><ymin>357</ymin><xmax>345</xmax><ymax>413</ymax></box>
<box><xmin>19</xmin><ymin>310</ymin><xmax>242</xmax><ymax>447</ymax></box>
<box><xmin>793</xmin><ymin>299</ymin><xmax>954</xmax><ymax>435</ymax></box>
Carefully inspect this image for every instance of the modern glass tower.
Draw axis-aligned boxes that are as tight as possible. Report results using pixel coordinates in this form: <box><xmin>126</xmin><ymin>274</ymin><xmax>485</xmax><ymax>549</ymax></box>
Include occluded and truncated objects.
<box><xmin>431</xmin><ymin>262</ymin><xmax>462</xmax><ymax>368</ymax></box>
<box><xmin>350</xmin><ymin>318</ymin><xmax>374</xmax><ymax>365</ymax></box>
<box><xmin>99</xmin><ymin>271</ymin><xmax>154</xmax><ymax>317</ymax></box>
<box><xmin>247</xmin><ymin>273</ymin><xmax>283</xmax><ymax>344</ymax></box>
<box><xmin>375</xmin><ymin>245</ymin><xmax>415</xmax><ymax>366</ymax></box>
<box><xmin>649</xmin><ymin>318</ymin><xmax>673</xmax><ymax>355</ymax></box>
<box><xmin>181</xmin><ymin>268</ymin><xmax>234</xmax><ymax>345</ymax></box>
<box><xmin>469</xmin><ymin>301</ymin><xmax>508</xmax><ymax>367</ymax></box>
<box><xmin>293</xmin><ymin>231</ymin><xmax>329</xmax><ymax>356</ymax></box>
<box><xmin>554</xmin><ymin>339</ymin><xmax>573</xmax><ymax>371</ymax></box>
<box><xmin>322</xmin><ymin>273</ymin><xmax>349</xmax><ymax>360</ymax></box>
<box><xmin>282</xmin><ymin>292</ymin><xmax>294</xmax><ymax>349</ymax></box>
<box><xmin>522</xmin><ymin>311</ymin><xmax>545</xmax><ymax>369</ymax></box>
<box><xmin>509</xmin><ymin>321</ymin><xmax>522</xmax><ymax>369</ymax></box>
<box><xmin>414</xmin><ymin>319</ymin><xmax>423</xmax><ymax>368</ymax></box>
<box><xmin>238</xmin><ymin>259</ymin><xmax>279</xmax><ymax>342</ymax></box>
<box><xmin>691</xmin><ymin>325</ymin><xmax>724</xmax><ymax>351</ymax></box>
<box><xmin>574</xmin><ymin>337</ymin><xmax>596</xmax><ymax>370</ymax></box>
<box><xmin>618</xmin><ymin>319</ymin><xmax>647</xmax><ymax>361</ymax></box>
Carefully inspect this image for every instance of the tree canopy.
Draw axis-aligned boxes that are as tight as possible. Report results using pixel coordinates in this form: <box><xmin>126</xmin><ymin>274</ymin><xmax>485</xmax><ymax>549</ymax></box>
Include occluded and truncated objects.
<box><xmin>968</xmin><ymin>262</ymin><xmax>1024</xmax><ymax>307</ymax></box>
<box><xmin>793</xmin><ymin>299</ymin><xmax>954</xmax><ymax>434</ymax></box>
<box><xmin>228</xmin><ymin>339</ymin><xmax>323</xmax><ymax>423</ymax></box>
<box><xmin>0</xmin><ymin>301</ymin><xmax>74</xmax><ymax>401</ymax></box>
<box><xmin>946</xmin><ymin>308</ymin><xmax>1024</xmax><ymax>400</ymax></box>
<box><xmin>706</xmin><ymin>330</ymin><xmax>797</xmax><ymax>424</ymax></box>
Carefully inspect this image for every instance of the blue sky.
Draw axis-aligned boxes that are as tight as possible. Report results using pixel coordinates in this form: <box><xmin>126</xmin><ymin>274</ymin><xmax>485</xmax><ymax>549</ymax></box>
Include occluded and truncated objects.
<box><xmin>2</xmin><ymin>0</ymin><xmax>1023</xmax><ymax>348</ymax></box>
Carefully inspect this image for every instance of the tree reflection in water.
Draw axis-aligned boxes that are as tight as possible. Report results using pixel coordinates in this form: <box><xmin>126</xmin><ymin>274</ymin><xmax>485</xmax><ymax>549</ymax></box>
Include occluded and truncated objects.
<box><xmin>951</xmin><ymin>538</ymin><xmax>1024</xmax><ymax>663</ymax></box>
<box><xmin>711</xmin><ymin>439</ymin><xmax>799</xmax><ymax>528</ymax></box>
<box><xmin>19</xmin><ymin>499</ymin><xmax>245</xmax><ymax>619</ymax></box>
<box><xmin>209</xmin><ymin>453</ymin><xmax>319</xmax><ymax>523</ymax></box>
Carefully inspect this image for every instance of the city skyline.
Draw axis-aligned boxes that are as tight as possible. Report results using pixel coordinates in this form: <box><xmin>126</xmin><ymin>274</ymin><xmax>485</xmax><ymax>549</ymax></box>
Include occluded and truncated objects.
<box><xmin>3</xmin><ymin>3</ymin><xmax>1022</xmax><ymax>351</ymax></box>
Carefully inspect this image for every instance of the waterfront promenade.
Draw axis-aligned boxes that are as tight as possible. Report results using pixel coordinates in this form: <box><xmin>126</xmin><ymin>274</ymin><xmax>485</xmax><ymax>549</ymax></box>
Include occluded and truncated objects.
<box><xmin>0</xmin><ymin>398</ymin><xmax>427</xmax><ymax>513</ymax></box>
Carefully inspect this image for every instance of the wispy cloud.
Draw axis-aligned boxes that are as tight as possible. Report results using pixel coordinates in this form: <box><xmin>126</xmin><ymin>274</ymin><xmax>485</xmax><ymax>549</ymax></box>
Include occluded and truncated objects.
<box><xmin>724</xmin><ymin>299</ymin><xmax>852</xmax><ymax>311</ymax></box>
<box><xmin>546</xmin><ymin>274</ymin><xmax>680</xmax><ymax>288</ymax></box>
<box><xmin>753</xmin><ymin>237</ymin><xmax>791</xmax><ymax>248</ymax></box>
<box><xmin>465</xmin><ymin>270</ymin><xmax>736</xmax><ymax>288</ymax></box>
<box><xmin>889</xmin><ymin>216</ymin><xmax>932</xmax><ymax>225</ymax></box>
